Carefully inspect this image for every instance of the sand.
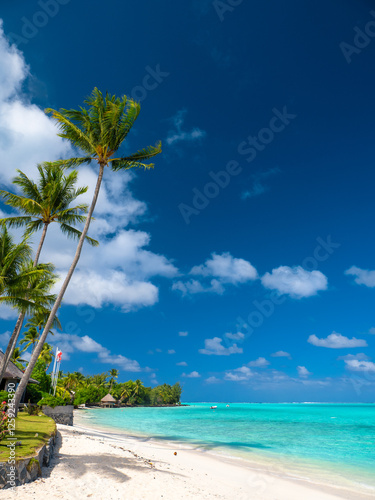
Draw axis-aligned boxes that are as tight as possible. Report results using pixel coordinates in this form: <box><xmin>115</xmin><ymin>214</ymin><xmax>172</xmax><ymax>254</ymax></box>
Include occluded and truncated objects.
<box><xmin>2</xmin><ymin>421</ymin><xmax>371</xmax><ymax>500</ymax></box>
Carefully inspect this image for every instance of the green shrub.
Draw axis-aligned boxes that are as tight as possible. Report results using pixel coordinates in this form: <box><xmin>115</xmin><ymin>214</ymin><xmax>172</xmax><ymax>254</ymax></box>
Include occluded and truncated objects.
<box><xmin>0</xmin><ymin>390</ymin><xmax>9</xmax><ymax>403</ymax></box>
<box><xmin>24</xmin><ymin>384</ymin><xmax>44</xmax><ymax>404</ymax></box>
<box><xmin>38</xmin><ymin>394</ymin><xmax>69</xmax><ymax>408</ymax></box>
<box><xmin>25</xmin><ymin>403</ymin><xmax>40</xmax><ymax>416</ymax></box>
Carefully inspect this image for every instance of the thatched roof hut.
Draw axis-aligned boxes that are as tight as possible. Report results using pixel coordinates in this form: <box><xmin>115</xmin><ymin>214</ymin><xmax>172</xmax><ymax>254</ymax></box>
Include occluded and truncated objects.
<box><xmin>0</xmin><ymin>350</ymin><xmax>39</xmax><ymax>391</ymax></box>
<box><xmin>100</xmin><ymin>393</ymin><xmax>117</xmax><ymax>408</ymax></box>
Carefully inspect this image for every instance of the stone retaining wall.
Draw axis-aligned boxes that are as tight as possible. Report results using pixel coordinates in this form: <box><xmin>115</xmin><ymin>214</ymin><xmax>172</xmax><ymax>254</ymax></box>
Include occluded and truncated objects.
<box><xmin>0</xmin><ymin>432</ymin><xmax>56</xmax><ymax>489</ymax></box>
<box><xmin>42</xmin><ymin>405</ymin><xmax>74</xmax><ymax>426</ymax></box>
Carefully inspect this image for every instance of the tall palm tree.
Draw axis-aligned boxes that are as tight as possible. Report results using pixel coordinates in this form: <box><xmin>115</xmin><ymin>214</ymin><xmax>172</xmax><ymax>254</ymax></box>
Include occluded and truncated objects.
<box><xmin>108</xmin><ymin>368</ymin><xmax>119</xmax><ymax>391</ymax></box>
<box><xmin>14</xmin><ymin>88</ymin><xmax>162</xmax><ymax>414</ymax></box>
<box><xmin>0</xmin><ymin>165</ymin><xmax>97</xmax><ymax>384</ymax></box>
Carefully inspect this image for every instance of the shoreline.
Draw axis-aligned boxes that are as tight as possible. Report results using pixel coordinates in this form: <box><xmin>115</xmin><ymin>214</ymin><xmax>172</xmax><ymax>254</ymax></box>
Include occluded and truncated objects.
<box><xmin>74</xmin><ymin>408</ymin><xmax>375</xmax><ymax>497</ymax></box>
<box><xmin>4</xmin><ymin>411</ymin><xmax>371</xmax><ymax>500</ymax></box>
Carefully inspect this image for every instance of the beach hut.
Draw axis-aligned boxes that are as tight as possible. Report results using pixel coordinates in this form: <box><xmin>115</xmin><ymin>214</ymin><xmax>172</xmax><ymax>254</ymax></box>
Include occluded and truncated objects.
<box><xmin>100</xmin><ymin>393</ymin><xmax>117</xmax><ymax>408</ymax></box>
<box><xmin>0</xmin><ymin>350</ymin><xmax>39</xmax><ymax>392</ymax></box>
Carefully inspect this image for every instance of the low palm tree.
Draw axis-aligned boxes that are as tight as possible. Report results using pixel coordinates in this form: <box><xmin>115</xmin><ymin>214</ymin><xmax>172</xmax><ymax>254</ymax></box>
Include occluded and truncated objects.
<box><xmin>0</xmin><ymin>165</ymin><xmax>97</xmax><ymax>385</ymax></box>
<box><xmin>0</xmin><ymin>227</ymin><xmax>56</xmax><ymax>383</ymax></box>
<box><xmin>11</xmin><ymin>347</ymin><xmax>27</xmax><ymax>366</ymax></box>
<box><xmin>62</xmin><ymin>372</ymin><xmax>78</xmax><ymax>391</ymax></box>
<box><xmin>14</xmin><ymin>88</ymin><xmax>162</xmax><ymax>414</ymax></box>
<box><xmin>19</xmin><ymin>327</ymin><xmax>39</xmax><ymax>353</ymax></box>
<box><xmin>25</xmin><ymin>309</ymin><xmax>62</xmax><ymax>338</ymax></box>
<box><xmin>38</xmin><ymin>342</ymin><xmax>54</xmax><ymax>369</ymax></box>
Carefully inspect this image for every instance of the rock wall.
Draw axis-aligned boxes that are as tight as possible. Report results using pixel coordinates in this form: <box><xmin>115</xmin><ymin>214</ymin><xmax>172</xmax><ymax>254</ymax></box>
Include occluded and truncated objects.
<box><xmin>0</xmin><ymin>433</ymin><xmax>56</xmax><ymax>489</ymax></box>
<box><xmin>42</xmin><ymin>405</ymin><xmax>74</xmax><ymax>426</ymax></box>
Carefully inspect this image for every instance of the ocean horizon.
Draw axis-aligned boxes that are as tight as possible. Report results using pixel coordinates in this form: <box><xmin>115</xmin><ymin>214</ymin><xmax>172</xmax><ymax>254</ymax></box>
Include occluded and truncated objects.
<box><xmin>75</xmin><ymin>402</ymin><xmax>375</xmax><ymax>496</ymax></box>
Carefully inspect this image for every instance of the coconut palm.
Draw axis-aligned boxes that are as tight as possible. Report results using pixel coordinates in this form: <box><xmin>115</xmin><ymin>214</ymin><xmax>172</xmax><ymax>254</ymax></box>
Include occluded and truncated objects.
<box><xmin>38</xmin><ymin>342</ymin><xmax>54</xmax><ymax>369</ymax></box>
<box><xmin>0</xmin><ymin>165</ymin><xmax>98</xmax><ymax>384</ymax></box>
<box><xmin>14</xmin><ymin>88</ymin><xmax>162</xmax><ymax>414</ymax></box>
<box><xmin>62</xmin><ymin>372</ymin><xmax>78</xmax><ymax>391</ymax></box>
<box><xmin>108</xmin><ymin>368</ymin><xmax>119</xmax><ymax>391</ymax></box>
<box><xmin>0</xmin><ymin>255</ymin><xmax>57</xmax><ymax>385</ymax></box>
<box><xmin>11</xmin><ymin>347</ymin><xmax>27</xmax><ymax>366</ymax></box>
<box><xmin>25</xmin><ymin>308</ymin><xmax>62</xmax><ymax>339</ymax></box>
<box><xmin>0</xmin><ymin>226</ymin><xmax>57</xmax><ymax>381</ymax></box>
<box><xmin>19</xmin><ymin>327</ymin><xmax>39</xmax><ymax>353</ymax></box>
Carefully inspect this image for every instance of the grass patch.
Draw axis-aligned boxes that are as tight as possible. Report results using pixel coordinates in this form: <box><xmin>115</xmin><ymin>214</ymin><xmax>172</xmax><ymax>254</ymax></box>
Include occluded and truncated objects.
<box><xmin>0</xmin><ymin>413</ymin><xmax>56</xmax><ymax>461</ymax></box>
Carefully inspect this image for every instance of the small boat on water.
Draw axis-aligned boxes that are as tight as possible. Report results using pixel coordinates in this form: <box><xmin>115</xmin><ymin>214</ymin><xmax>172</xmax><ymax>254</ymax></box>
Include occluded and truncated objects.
<box><xmin>226</xmin><ymin>404</ymin><xmax>230</xmax><ymax>407</ymax></box>
<box><xmin>210</xmin><ymin>405</ymin><xmax>217</xmax><ymax>409</ymax></box>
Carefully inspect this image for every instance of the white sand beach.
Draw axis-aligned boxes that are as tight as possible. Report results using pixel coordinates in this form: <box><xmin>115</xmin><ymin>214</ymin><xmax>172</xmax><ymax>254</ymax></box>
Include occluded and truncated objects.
<box><xmin>3</xmin><ymin>420</ymin><xmax>371</xmax><ymax>500</ymax></box>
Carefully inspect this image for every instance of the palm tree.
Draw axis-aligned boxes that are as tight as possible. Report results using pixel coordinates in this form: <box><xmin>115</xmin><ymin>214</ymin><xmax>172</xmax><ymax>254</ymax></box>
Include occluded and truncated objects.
<box><xmin>0</xmin><ymin>165</ymin><xmax>98</xmax><ymax>385</ymax></box>
<box><xmin>0</xmin><ymin>227</ymin><xmax>56</xmax><ymax>381</ymax></box>
<box><xmin>62</xmin><ymin>372</ymin><xmax>78</xmax><ymax>391</ymax></box>
<box><xmin>0</xmin><ymin>255</ymin><xmax>57</xmax><ymax>385</ymax></box>
<box><xmin>11</xmin><ymin>347</ymin><xmax>27</xmax><ymax>366</ymax></box>
<box><xmin>24</xmin><ymin>308</ymin><xmax>62</xmax><ymax>339</ymax></box>
<box><xmin>108</xmin><ymin>368</ymin><xmax>119</xmax><ymax>391</ymax></box>
<box><xmin>38</xmin><ymin>342</ymin><xmax>54</xmax><ymax>369</ymax></box>
<box><xmin>19</xmin><ymin>327</ymin><xmax>39</xmax><ymax>353</ymax></box>
<box><xmin>14</xmin><ymin>88</ymin><xmax>162</xmax><ymax>413</ymax></box>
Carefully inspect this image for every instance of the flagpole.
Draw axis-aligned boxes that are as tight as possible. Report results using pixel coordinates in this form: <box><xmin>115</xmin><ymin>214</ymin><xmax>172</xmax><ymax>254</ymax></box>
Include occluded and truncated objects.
<box><xmin>50</xmin><ymin>346</ymin><xmax>58</xmax><ymax>394</ymax></box>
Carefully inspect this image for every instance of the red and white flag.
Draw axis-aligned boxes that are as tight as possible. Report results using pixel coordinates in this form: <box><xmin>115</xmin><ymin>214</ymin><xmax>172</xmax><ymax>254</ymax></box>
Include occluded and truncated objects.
<box><xmin>56</xmin><ymin>350</ymin><xmax>62</xmax><ymax>362</ymax></box>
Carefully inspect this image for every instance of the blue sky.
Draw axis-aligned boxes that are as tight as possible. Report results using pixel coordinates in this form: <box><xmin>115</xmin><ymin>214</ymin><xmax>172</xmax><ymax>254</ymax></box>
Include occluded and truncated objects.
<box><xmin>0</xmin><ymin>0</ymin><xmax>375</xmax><ymax>402</ymax></box>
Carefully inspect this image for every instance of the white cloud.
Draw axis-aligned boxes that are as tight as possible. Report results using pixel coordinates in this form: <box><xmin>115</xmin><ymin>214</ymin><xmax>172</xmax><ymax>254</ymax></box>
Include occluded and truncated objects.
<box><xmin>0</xmin><ymin>305</ymin><xmax>18</xmax><ymax>320</ymax></box>
<box><xmin>178</xmin><ymin>331</ymin><xmax>188</xmax><ymax>337</ymax></box>
<box><xmin>248</xmin><ymin>357</ymin><xmax>269</xmax><ymax>367</ymax></box>
<box><xmin>0</xmin><ymin>22</ymin><xmax>72</xmax><ymax>186</ymax></box>
<box><xmin>0</xmin><ymin>27</ymin><xmax>178</xmax><ymax>314</ymax></box>
<box><xmin>345</xmin><ymin>266</ymin><xmax>375</xmax><ymax>287</ymax></box>
<box><xmin>168</xmin><ymin>349</ymin><xmax>176</xmax><ymax>355</ymax></box>
<box><xmin>225</xmin><ymin>332</ymin><xmax>245</xmax><ymax>341</ymax></box>
<box><xmin>271</xmin><ymin>351</ymin><xmax>291</xmax><ymax>359</ymax></box>
<box><xmin>191</xmin><ymin>252</ymin><xmax>258</xmax><ymax>284</ymax></box>
<box><xmin>58</xmin><ymin>270</ymin><xmax>159</xmax><ymax>312</ymax></box>
<box><xmin>199</xmin><ymin>337</ymin><xmax>243</xmax><ymax>356</ymax></box>
<box><xmin>224</xmin><ymin>366</ymin><xmax>252</xmax><ymax>381</ymax></box>
<box><xmin>173</xmin><ymin>252</ymin><xmax>257</xmax><ymax>296</ymax></box>
<box><xmin>297</xmin><ymin>366</ymin><xmax>311</xmax><ymax>378</ymax></box>
<box><xmin>369</xmin><ymin>328</ymin><xmax>375</xmax><ymax>335</ymax></box>
<box><xmin>166</xmin><ymin>109</ymin><xmax>206</xmax><ymax>146</ymax></box>
<box><xmin>0</xmin><ymin>331</ymin><xmax>10</xmax><ymax>348</ymax></box>
<box><xmin>150</xmin><ymin>373</ymin><xmax>158</xmax><ymax>385</ymax></box>
<box><xmin>205</xmin><ymin>376</ymin><xmax>221</xmax><ymax>384</ymax></box>
<box><xmin>308</xmin><ymin>332</ymin><xmax>367</xmax><ymax>349</ymax></box>
<box><xmin>261</xmin><ymin>266</ymin><xmax>328</xmax><ymax>298</ymax></box>
<box><xmin>344</xmin><ymin>360</ymin><xmax>375</xmax><ymax>373</ymax></box>
<box><xmin>337</xmin><ymin>353</ymin><xmax>370</xmax><ymax>361</ymax></box>
<box><xmin>176</xmin><ymin>361</ymin><xmax>187</xmax><ymax>366</ymax></box>
<box><xmin>49</xmin><ymin>332</ymin><xmax>141</xmax><ymax>371</ymax></box>
<box><xmin>182</xmin><ymin>370</ymin><xmax>201</xmax><ymax>378</ymax></box>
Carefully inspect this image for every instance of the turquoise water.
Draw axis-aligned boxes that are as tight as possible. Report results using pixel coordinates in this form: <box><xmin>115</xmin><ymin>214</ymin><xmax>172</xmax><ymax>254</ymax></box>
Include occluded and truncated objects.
<box><xmin>76</xmin><ymin>403</ymin><xmax>375</xmax><ymax>492</ymax></box>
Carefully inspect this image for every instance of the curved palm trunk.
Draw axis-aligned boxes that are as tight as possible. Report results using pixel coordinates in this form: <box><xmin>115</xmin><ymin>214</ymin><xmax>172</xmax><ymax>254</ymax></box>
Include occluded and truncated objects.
<box><xmin>13</xmin><ymin>164</ymin><xmax>105</xmax><ymax>415</ymax></box>
<box><xmin>0</xmin><ymin>223</ymin><xmax>49</xmax><ymax>385</ymax></box>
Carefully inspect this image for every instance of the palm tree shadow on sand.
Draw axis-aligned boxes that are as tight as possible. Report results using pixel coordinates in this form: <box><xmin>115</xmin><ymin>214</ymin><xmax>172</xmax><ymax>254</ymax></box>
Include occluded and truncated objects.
<box><xmin>41</xmin><ymin>431</ymin><xmax>180</xmax><ymax>484</ymax></box>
